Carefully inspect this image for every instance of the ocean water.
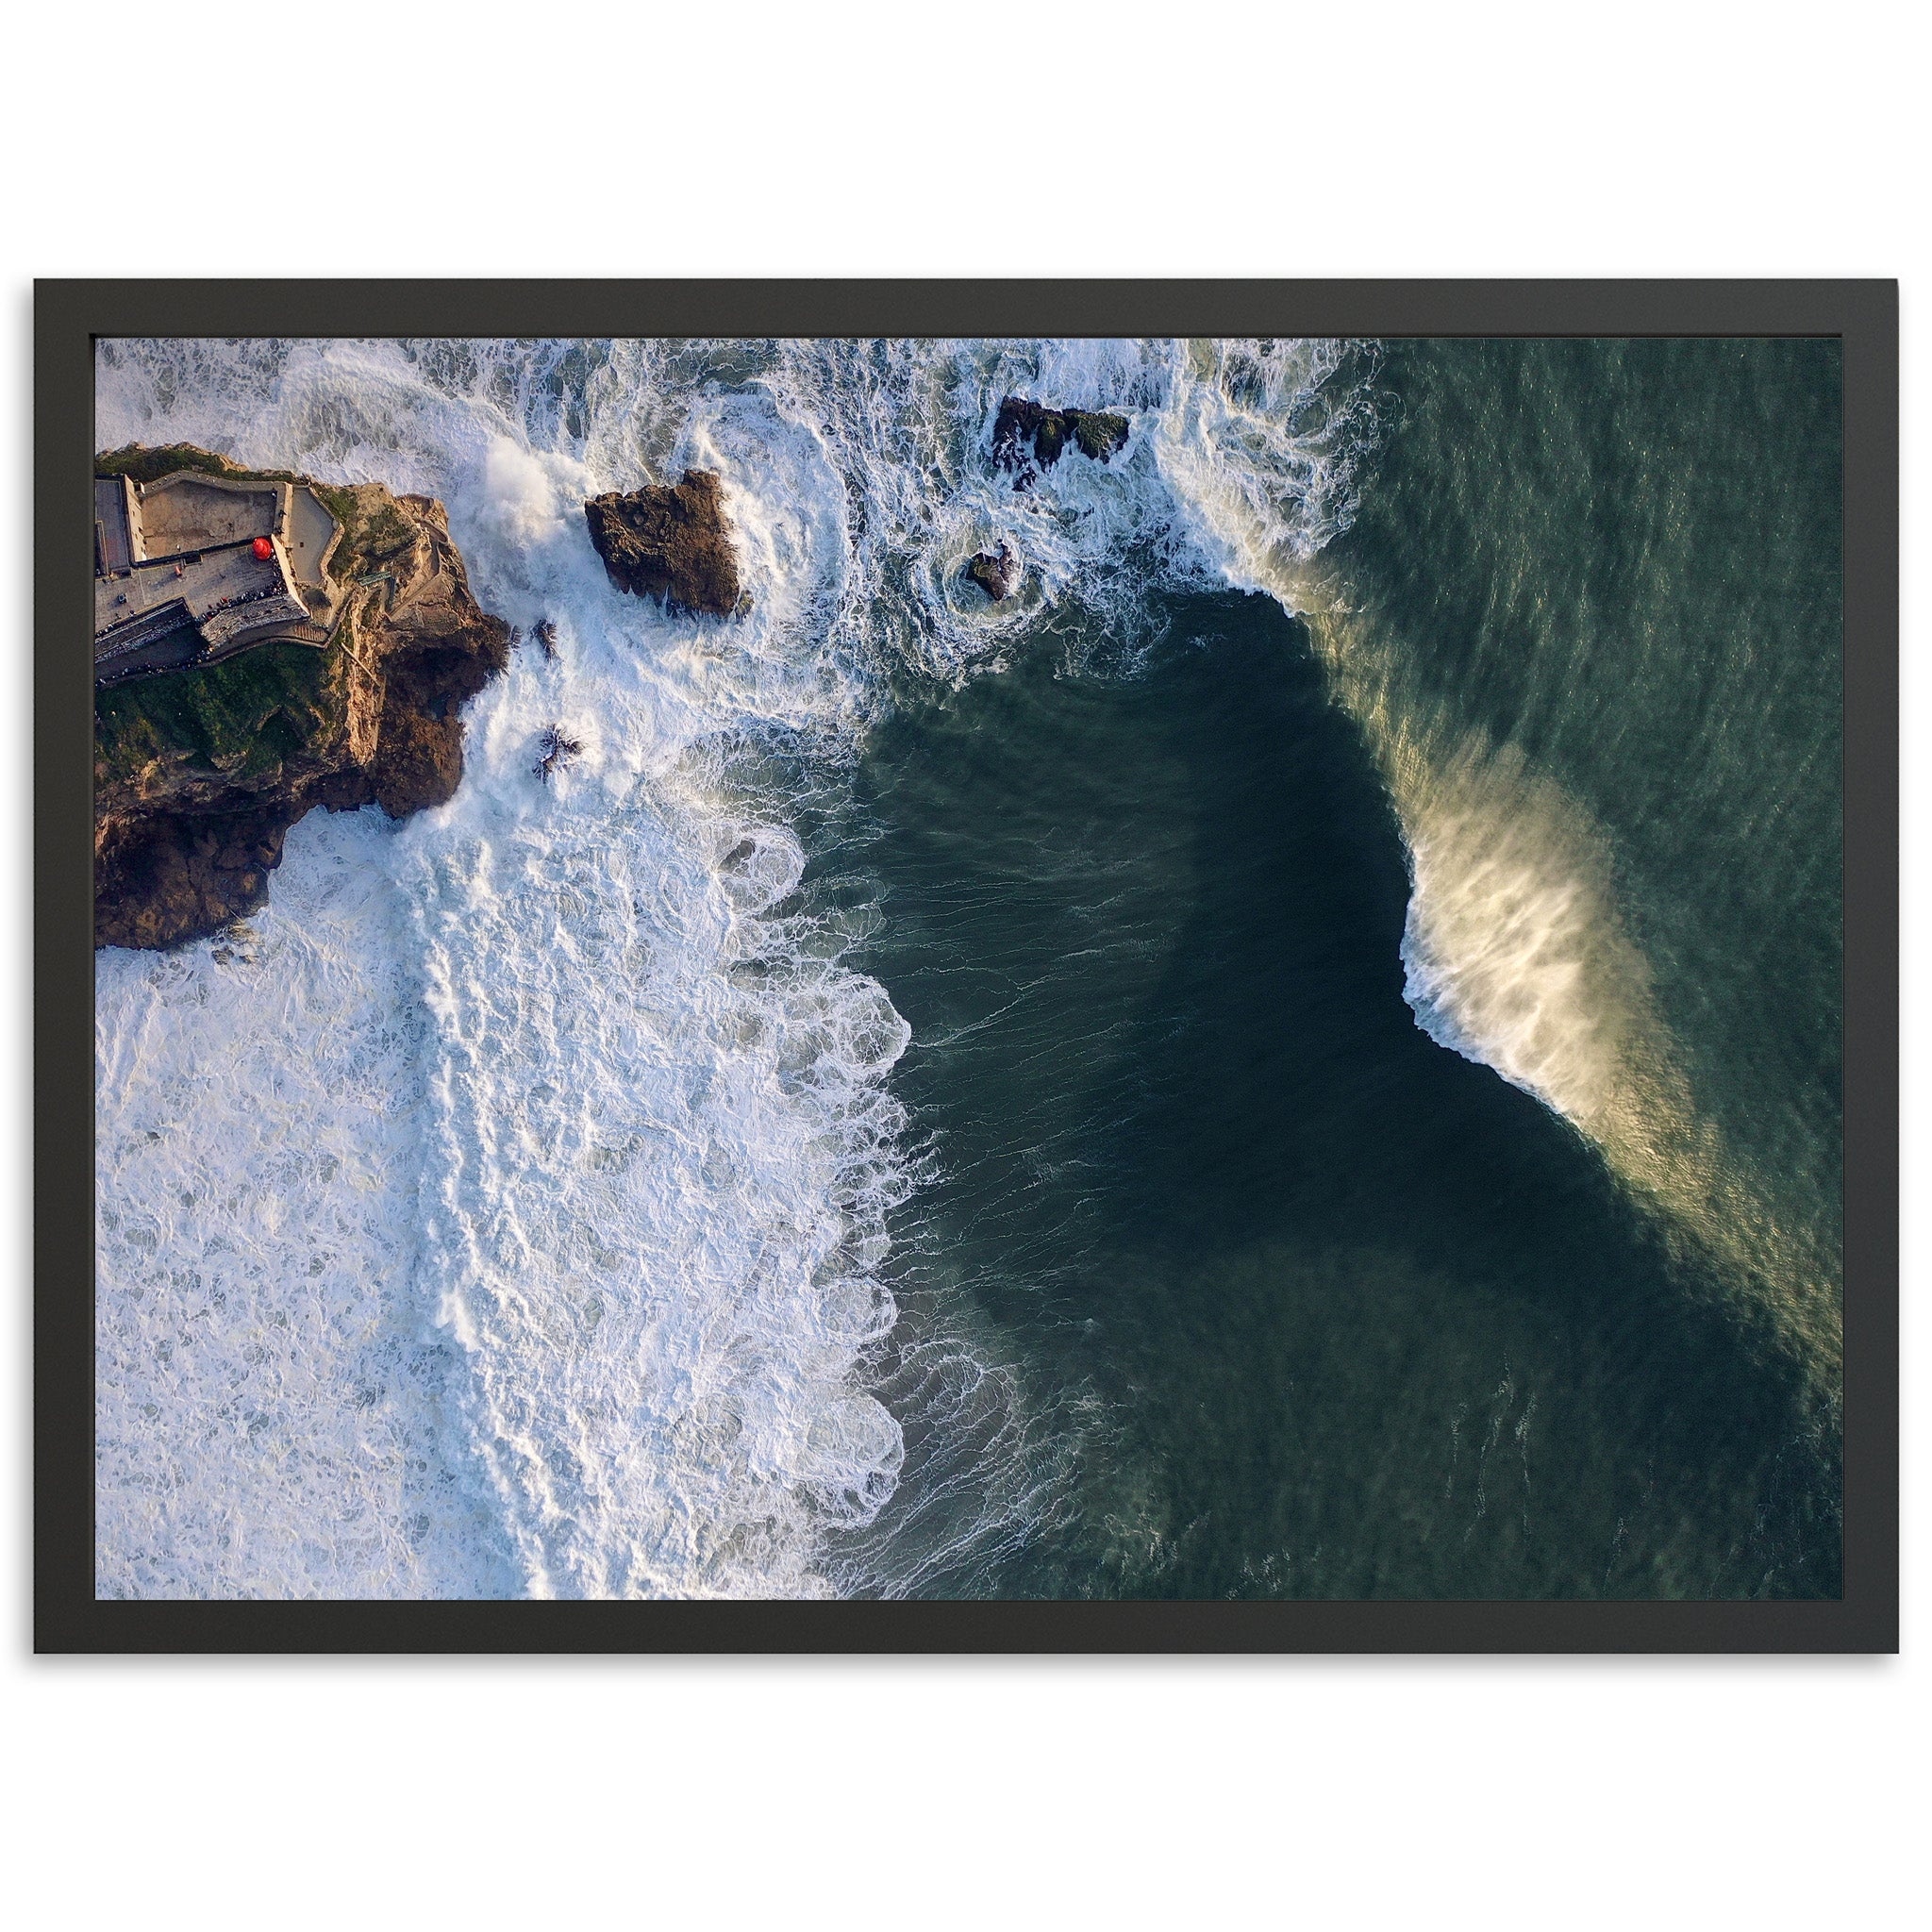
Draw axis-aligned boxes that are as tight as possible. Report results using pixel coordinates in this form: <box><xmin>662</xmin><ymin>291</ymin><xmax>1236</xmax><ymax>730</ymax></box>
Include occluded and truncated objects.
<box><xmin>94</xmin><ymin>336</ymin><xmax>1841</xmax><ymax>1599</ymax></box>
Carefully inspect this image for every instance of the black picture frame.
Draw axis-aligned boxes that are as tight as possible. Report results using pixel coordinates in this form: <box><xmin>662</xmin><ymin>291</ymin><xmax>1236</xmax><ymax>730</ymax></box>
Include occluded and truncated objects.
<box><xmin>38</xmin><ymin>279</ymin><xmax>1899</xmax><ymax>1654</ymax></box>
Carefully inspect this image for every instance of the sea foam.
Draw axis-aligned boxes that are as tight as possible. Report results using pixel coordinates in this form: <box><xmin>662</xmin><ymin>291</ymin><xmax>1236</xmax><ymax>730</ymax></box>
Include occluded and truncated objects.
<box><xmin>95</xmin><ymin>809</ymin><xmax>517</xmax><ymax>1598</ymax></box>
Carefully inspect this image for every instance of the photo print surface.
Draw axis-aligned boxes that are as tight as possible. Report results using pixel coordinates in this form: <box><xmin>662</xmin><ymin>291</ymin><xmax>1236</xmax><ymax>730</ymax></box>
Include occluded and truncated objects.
<box><xmin>92</xmin><ymin>336</ymin><xmax>1843</xmax><ymax>1602</ymax></box>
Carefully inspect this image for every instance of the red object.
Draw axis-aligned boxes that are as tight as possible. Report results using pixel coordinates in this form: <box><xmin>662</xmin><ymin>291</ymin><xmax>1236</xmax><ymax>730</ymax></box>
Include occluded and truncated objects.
<box><xmin>252</xmin><ymin>536</ymin><xmax>275</xmax><ymax>560</ymax></box>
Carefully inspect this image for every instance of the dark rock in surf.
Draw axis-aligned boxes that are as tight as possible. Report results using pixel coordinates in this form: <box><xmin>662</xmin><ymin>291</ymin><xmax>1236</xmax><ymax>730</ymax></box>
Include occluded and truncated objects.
<box><xmin>967</xmin><ymin>541</ymin><xmax>1019</xmax><ymax>602</ymax></box>
<box><xmin>367</xmin><ymin>624</ymin><xmax>509</xmax><ymax>818</ymax></box>
<box><xmin>533</xmin><ymin>725</ymin><xmax>582</xmax><ymax>783</ymax></box>
<box><xmin>583</xmin><ymin>471</ymin><xmax>745</xmax><ymax>618</ymax></box>
<box><xmin>991</xmin><ymin>397</ymin><xmax>1131</xmax><ymax>487</ymax></box>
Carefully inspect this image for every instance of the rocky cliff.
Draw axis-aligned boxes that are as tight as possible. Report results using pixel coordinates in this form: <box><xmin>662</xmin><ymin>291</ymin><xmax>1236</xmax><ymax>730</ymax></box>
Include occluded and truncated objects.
<box><xmin>583</xmin><ymin>471</ymin><xmax>745</xmax><ymax>617</ymax></box>
<box><xmin>93</xmin><ymin>445</ymin><xmax>511</xmax><ymax>950</ymax></box>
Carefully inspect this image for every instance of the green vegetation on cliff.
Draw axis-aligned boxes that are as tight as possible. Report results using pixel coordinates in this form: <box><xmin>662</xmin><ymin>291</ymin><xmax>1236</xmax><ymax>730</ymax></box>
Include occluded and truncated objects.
<box><xmin>95</xmin><ymin>642</ymin><xmax>340</xmax><ymax>782</ymax></box>
<box><xmin>95</xmin><ymin>443</ymin><xmax>302</xmax><ymax>489</ymax></box>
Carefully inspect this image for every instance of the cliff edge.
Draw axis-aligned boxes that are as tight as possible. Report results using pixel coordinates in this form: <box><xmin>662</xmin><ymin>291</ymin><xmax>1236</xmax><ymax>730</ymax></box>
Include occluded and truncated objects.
<box><xmin>93</xmin><ymin>445</ymin><xmax>511</xmax><ymax>950</ymax></box>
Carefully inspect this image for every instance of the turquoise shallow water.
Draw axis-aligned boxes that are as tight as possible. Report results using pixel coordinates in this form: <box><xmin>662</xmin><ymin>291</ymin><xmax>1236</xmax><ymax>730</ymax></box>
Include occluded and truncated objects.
<box><xmin>825</xmin><ymin>341</ymin><xmax>1843</xmax><ymax>1600</ymax></box>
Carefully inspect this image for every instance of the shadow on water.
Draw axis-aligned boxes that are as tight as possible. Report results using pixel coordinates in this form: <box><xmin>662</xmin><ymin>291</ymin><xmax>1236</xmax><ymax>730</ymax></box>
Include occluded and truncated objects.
<box><xmin>832</xmin><ymin>589</ymin><xmax>1839</xmax><ymax>1602</ymax></box>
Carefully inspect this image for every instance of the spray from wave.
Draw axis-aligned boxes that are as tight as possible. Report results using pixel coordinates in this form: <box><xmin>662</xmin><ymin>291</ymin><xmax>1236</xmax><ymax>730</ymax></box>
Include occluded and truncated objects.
<box><xmin>1389</xmin><ymin>737</ymin><xmax>1835</xmax><ymax>1375</ymax></box>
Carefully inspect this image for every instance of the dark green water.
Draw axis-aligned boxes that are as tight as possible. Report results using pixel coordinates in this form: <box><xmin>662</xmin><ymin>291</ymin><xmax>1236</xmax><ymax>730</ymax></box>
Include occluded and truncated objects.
<box><xmin>1331</xmin><ymin>341</ymin><xmax>1842</xmax><ymax>1307</ymax></box>
<box><xmin>820</xmin><ymin>341</ymin><xmax>1842</xmax><ymax>1600</ymax></box>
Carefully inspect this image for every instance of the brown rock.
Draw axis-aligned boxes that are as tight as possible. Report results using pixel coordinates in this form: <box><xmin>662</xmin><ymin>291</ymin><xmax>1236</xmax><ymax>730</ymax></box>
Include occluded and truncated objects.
<box><xmin>967</xmin><ymin>541</ymin><xmax>1019</xmax><ymax>602</ymax></box>
<box><xmin>991</xmin><ymin>397</ymin><xmax>1131</xmax><ymax>487</ymax></box>
<box><xmin>369</xmin><ymin>633</ymin><xmax>509</xmax><ymax>817</ymax></box>
<box><xmin>93</xmin><ymin>807</ymin><xmax>291</xmax><ymax>952</ymax></box>
<box><xmin>583</xmin><ymin>471</ymin><xmax>745</xmax><ymax>617</ymax></box>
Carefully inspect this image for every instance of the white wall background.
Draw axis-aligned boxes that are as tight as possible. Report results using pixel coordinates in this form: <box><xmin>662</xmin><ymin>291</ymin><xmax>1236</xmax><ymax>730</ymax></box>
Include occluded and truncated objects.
<box><xmin>3</xmin><ymin>5</ymin><xmax>1921</xmax><ymax>1924</ymax></box>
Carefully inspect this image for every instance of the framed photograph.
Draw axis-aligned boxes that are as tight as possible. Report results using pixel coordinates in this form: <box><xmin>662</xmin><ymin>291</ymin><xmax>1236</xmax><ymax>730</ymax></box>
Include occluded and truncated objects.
<box><xmin>36</xmin><ymin>281</ymin><xmax>1897</xmax><ymax>1652</ymax></box>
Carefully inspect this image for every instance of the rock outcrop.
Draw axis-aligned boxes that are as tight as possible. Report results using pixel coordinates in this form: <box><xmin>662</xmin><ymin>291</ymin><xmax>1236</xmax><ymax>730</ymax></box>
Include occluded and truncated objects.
<box><xmin>93</xmin><ymin>444</ymin><xmax>511</xmax><ymax>950</ymax></box>
<box><xmin>583</xmin><ymin>470</ymin><xmax>744</xmax><ymax>617</ymax></box>
<box><xmin>991</xmin><ymin>397</ymin><xmax>1131</xmax><ymax>485</ymax></box>
<box><xmin>533</xmin><ymin>726</ymin><xmax>582</xmax><ymax>783</ymax></box>
<box><xmin>967</xmin><ymin>541</ymin><xmax>1019</xmax><ymax>602</ymax></box>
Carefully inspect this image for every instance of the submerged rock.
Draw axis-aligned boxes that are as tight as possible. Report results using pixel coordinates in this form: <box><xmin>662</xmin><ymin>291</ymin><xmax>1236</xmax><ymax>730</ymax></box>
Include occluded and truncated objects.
<box><xmin>93</xmin><ymin>444</ymin><xmax>511</xmax><ymax>950</ymax></box>
<box><xmin>583</xmin><ymin>470</ymin><xmax>745</xmax><ymax>617</ymax></box>
<box><xmin>991</xmin><ymin>397</ymin><xmax>1131</xmax><ymax>485</ymax></box>
<box><xmin>967</xmin><ymin>541</ymin><xmax>1019</xmax><ymax>602</ymax></box>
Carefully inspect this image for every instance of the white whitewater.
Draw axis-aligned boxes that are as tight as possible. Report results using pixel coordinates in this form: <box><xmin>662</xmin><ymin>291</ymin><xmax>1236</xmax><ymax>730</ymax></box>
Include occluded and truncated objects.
<box><xmin>96</xmin><ymin>811</ymin><xmax>515</xmax><ymax>1597</ymax></box>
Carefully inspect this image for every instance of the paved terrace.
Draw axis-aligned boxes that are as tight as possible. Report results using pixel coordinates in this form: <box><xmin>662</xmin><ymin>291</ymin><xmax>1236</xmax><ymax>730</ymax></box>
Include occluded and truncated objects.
<box><xmin>135</xmin><ymin>474</ymin><xmax>280</xmax><ymax>557</ymax></box>
<box><xmin>95</xmin><ymin>544</ymin><xmax>316</xmax><ymax>685</ymax></box>
<box><xmin>93</xmin><ymin>467</ymin><xmax>345</xmax><ymax>687</ymax></box>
